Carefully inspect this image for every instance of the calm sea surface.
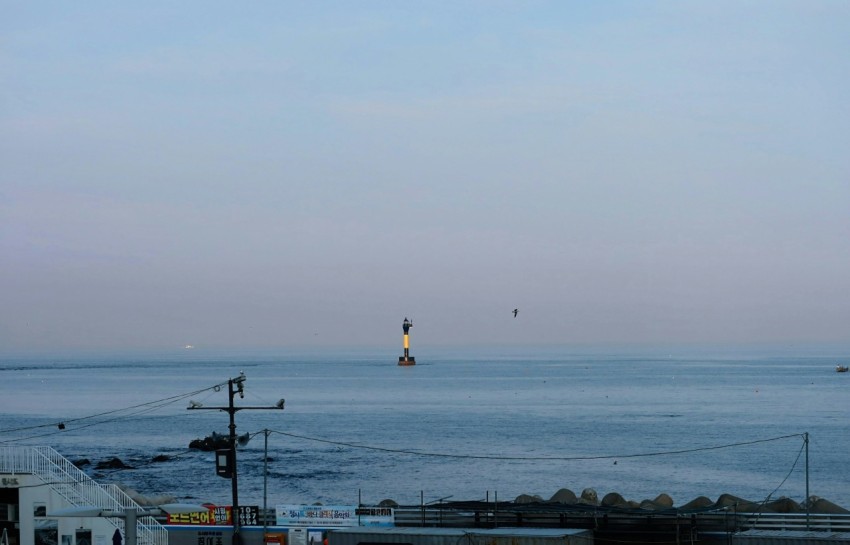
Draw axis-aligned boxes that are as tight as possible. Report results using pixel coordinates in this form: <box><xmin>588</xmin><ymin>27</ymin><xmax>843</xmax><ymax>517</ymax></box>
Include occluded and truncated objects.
<box><xmin>1</xmin><ymin>345</ymin><xmax>848</xmax><ymax>510</ymax></box>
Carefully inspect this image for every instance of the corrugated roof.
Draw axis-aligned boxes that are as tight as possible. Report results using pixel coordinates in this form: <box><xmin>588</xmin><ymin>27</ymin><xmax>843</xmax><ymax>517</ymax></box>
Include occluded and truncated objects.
<box><xmin>735</xmin><ymin>529</ymin><xmax>850</xmax><ymax>541</ymax></box>
<box><xmin>330</xmin><ymin>527</ymin><xmax>591</xmax><ymax>537</ymax></box>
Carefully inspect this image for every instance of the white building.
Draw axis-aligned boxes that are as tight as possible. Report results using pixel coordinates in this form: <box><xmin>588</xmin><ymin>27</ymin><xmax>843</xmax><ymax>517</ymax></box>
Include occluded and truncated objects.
<box><xmin>0</xmin><ymin>446</ymin><xmax>168</xmax><ymax>545</ymax></box>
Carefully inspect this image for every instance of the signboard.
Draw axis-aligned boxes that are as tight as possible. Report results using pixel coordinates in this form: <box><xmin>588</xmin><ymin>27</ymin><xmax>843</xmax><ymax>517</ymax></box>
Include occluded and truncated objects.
<box><xmin>196</xmin><ymin>530</ymin><xmax>225</xmax><ymax>545</ymax></box>
<box><xmin>275</xmin><ymin>506</ymin><xmax>356</xmax><ymax>528</ymax></box>
<box><xmin>288</xmin><ymin>528</ymin><xmax>307</xmax><ymax>545</ymax></box>
<box><xmin>166</xmin><ymin>505</ymin><xmax>259</xmax><ymax>526</ymax></box>
<box><xmin>275</xmin><ymin>506</ymin><xmax>394</xmax><ymax>528</ymax></box>
<box><xmin>167</xmin><ymin>529</ymin><xmax>226</xmax><ymax>545</ymax></box>
<box><xmin>167</xmin><ymin>506</ymin><xmax>217</xmax><ymax>526</ymax></box>
<box><xmin>234</xmin><ymin>506</ymin><xmax>260</xmax><ymax>527</ymax></box>
<box><xmin>354</xmin><ymin>508</ymin><xmax>394</xmax><ymax>527</ymax></box>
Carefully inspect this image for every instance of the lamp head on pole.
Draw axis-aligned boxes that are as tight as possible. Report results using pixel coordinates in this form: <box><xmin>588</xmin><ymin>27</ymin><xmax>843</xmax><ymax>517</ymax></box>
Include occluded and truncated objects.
<box><xmin>234</xmin><ymin>372</ymin><xmax>246</xmax><ymax>398</ymax></box>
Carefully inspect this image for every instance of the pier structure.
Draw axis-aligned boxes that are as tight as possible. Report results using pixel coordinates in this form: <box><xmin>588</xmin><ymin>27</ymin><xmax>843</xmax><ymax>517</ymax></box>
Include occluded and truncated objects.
<box><xmin>398</xmin><ymin>317</ymin><xmax>415</xmax><ymax>366</ymax></box>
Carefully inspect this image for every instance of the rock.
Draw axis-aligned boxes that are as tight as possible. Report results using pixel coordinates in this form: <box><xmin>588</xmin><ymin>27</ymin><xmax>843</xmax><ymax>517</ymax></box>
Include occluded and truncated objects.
<box><xmin>95</xmin><ymin>457</ymin><xmax>132</xmax><ymax>470</ymax></box>
<box><xmin>601</xmin><ymin>492</ymin><xmax>629</xmax><ymax>508</ymax></box>
<box><xmin>715</xmin><ymin>493</ymin><xmax>750</xmax><ymax>507</ymax></box>
<box><xmin>515</xmin><ymin>494</ymin><xmax>544</xmax><ymax>504</ymax></box>
<box><xmin>152</xmin><ymin>454</ymin><xmax>170</xmax><ymax>463</ymax></box>
<box><xmin>579</xmin><ymin>488</ymin><xmax>599</xmax><ymax>505</ymax></box>
<box><xmin>654</xmin><ymin>493</ymin><xmax>674</xmax><ymax>507</ymax></box>
<box><xmin>764</xmin><ymin>497</ymin><xmax>802</xmax><ymax>513</ymax></box>
<box><xmin>806</xmin><ymin>497</ymin><xmax>850</xmax><ymax>514</ymax></box>
<box><xmin>681</xmin><ymin>496</ymin><xmax>714</xmax><ymax>510</ymax></box>
<box><xmin>119</xmin><ymin>486</ymin><xmax>176</xmax><ymax>506</ymax></box>
<box><xmin>72</xmin><ymin>459</ymin><xmax>91</xmax><ymax>468</ymax></box>
<box><xmin>189</xmin><ymin>433</ymin><xmax>231</xmax><ymax>451</ymax></box>
<box><xmin>736</xmin><ymin>501</ymin><xmax>764</xmax><ymax>512</ymax></box>
<box><xmin>549</xmin><ymin>489</ymin><xmax>578</xmax><ymax>504</ymax></box>
<box><xmin>639</xmin><ymin>499</ymin><xmax>668</xmax><ymax>511</ymax></box>
<box><xmin>378</xmin><ymin>499</ymin><xmax>398</xmax><ymax>507</ymax></box>
<box><xmin>715</xmin><ymin>494</ymin><xmax>761</xmax><ymax>512</ymax></box>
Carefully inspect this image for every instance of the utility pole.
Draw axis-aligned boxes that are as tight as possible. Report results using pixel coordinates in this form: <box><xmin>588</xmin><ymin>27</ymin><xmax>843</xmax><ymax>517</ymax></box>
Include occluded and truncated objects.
<box><xmin>805</xmin><ymin>432</ymin><xmax>810</xmax><ymax>530</ymax></box>
<box><xmin>188</xmin><ymin>373</ymin><xmax>285</xmax><ymax>545</ymax></box>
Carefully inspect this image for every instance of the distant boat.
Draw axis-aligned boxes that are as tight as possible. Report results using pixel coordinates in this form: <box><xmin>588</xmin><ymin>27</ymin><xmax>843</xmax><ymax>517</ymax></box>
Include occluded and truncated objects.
<box><xmin>184</xmin><ymin>344</ymin><xmax>195</xmax><ymax>350</ymax></box>
<box><xmin>836</xmin><ymin>365</ymin><xmax>848</xmax><ymax>373</ymax></box>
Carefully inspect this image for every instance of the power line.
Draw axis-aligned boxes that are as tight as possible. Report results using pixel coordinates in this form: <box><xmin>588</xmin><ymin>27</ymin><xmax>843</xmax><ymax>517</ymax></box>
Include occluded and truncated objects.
<box><xmin>0</xmin><ymin>380</ymin><xmax>230</xmax><ymax>442</ymax></box>
<box><xmin>746</xmin><ymin>437</ymin><xmax>808</xmax><ymax>521</ymax></box>
<box><xmin>263</xmin><ymin>429</ymin><xmax>805</xmax><ymax>461</ymax></box>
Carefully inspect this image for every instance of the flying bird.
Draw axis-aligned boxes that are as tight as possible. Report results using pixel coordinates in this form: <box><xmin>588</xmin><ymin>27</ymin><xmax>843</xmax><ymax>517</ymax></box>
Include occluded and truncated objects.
<box><xmin>512</xmin><ymin>308</ymin><xmax>518</xmax><ymax>318</ymax></box>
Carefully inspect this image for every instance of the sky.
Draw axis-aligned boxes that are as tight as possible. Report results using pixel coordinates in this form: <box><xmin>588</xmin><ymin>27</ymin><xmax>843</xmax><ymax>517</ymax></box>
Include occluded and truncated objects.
<box><xmin>2</xmin><ymin>1</ymin><xmax>849</xmax><ymax>353</ymax></box>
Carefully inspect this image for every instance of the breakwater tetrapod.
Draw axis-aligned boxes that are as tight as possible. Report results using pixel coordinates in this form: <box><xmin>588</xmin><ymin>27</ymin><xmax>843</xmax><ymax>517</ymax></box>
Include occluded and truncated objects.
<box><xmin>398</xmin><ymin>317</ymin><xmax>415</xmax><ymax>366</ymax></box>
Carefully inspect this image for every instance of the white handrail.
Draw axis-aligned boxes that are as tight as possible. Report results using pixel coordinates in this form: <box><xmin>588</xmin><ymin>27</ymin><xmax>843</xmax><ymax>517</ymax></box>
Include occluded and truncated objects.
<box><xmin>0</xmin><ymin>446</ymin><xmax>168</xmax><ymax>545</ymax></box>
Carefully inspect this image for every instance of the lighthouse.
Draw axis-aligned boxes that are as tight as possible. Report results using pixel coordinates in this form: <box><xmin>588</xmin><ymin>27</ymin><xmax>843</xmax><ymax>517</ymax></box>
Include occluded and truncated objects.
<box><xmin>398</xmin><ymin>317</ymin><xmax>415</xmax><ymax>366</ymax></box>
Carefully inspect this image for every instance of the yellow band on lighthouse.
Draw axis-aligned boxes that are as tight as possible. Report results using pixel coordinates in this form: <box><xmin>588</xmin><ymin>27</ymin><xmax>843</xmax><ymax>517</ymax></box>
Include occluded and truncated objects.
<box><xmin>403</xmin><ymin>334</ymin><xmax>409</xmax><ymax>350</ymax></box>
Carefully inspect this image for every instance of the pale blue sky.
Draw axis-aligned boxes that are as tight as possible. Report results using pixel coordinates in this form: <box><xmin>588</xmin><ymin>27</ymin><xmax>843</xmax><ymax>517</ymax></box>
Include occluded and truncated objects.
<box><xmin>2</xmin><ymin>1</ymin><xmax>848</xmax><ymax>352</ymax></box>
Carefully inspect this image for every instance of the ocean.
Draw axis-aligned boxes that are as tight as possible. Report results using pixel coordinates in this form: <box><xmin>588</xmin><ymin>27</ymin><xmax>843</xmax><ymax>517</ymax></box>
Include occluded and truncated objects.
<box><xmin>1</xmin><ymin>344</ymin><xmax>848</xmax><ymax>510</ymax></box>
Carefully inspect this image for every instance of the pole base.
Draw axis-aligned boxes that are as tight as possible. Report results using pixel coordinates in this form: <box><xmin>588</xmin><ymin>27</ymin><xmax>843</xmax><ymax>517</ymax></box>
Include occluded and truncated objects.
<box><xmin>398</xmin><ymin>357</ymin><xmax>416</xmax><ymax>366</ymax></box>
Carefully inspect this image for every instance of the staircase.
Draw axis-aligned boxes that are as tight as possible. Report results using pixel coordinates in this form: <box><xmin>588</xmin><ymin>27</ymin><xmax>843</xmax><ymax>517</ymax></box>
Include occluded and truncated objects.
<box><xmin>0</xmin><ymin>446</ymin><xmax>168</xmax><ymax>545</ymax></box>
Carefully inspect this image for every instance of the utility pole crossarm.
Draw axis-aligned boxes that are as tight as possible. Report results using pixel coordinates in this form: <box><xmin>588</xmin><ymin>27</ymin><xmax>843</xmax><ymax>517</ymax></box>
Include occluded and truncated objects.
<box><xmin>186</xmin><ymin>374</ymin><xmax>285</xmax><ymax>545</ymax></box>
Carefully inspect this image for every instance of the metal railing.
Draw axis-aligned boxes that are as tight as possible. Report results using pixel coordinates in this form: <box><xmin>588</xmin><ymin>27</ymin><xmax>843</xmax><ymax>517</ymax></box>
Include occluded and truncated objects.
<box><xmin>737</xmin><ymin>513</ymin><xmax>850</xmax><ymax>533</ymax></box>
<box><xmin>0</xmin><ymin>446</ymin><xmax>167</xmax><ymax>545</ymax></box>
<box><xmin>253</xmin><ymin>506</ymin><xmax>850</xmax><ymax>533</ymax></box>
<box><xmin>388</xmin><ymin>506</ymin><xmax>850</xmax><ymax>533</ymax></box>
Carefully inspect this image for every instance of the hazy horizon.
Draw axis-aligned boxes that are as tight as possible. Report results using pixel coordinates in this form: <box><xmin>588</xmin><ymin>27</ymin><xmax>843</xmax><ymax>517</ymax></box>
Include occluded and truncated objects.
<box><xmin>3</xmin><ymin>2</ymin><xmax>848</xmax><ymax>353</ymax></box>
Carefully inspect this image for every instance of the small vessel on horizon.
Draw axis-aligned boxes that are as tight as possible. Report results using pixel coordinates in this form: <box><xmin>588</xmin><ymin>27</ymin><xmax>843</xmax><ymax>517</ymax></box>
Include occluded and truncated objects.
<box><xmin>836</xmin><ymin>365</ymin><xmax>848</xmax><ymax>373</ymax></box>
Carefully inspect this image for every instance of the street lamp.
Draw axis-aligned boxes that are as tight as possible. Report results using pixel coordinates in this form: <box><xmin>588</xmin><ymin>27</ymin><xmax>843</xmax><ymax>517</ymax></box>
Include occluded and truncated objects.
<box><xmin>50</xmin><ymin>504</ymin><xmax>208</xmax><ymax>545</ymax></box>
<box><xmin>188</xmin><ymin>373</ymin><xmax>285</xmax><ymax>545</ymax></box>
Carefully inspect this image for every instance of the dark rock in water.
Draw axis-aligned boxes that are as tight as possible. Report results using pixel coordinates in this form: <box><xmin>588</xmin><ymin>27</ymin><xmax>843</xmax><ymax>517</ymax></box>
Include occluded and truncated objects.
<box><xmin>72</xmin><ymin>459</ymin><xmax>91</xmax><ymax>468</ymax></box>
<box><xmin>96</xmin><ymin>457</ymin><xmax>133</xmax><ymax>470</ymax></box>
<box><xmin>378</xmin><ymin>499</ymin><xmax>398</xmax><ymax>507</ymax></box>
<box><xmin>189</xmin><ymin>433</ymin><xmax>231</xmax><ymax>451</ymax></box>
<box><xmin>152</xmin><ymin>454</ymin><xmax>170</xmax><ymax>463</ymax></box>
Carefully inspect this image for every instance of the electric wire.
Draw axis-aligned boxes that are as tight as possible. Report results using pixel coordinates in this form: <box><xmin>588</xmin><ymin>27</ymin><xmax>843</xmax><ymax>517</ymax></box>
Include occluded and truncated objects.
<box><xmin>2</xmin><ymin>398</ymin><xmax>188</xmax><ymax>443</ymax></box>
<box><xmin>263</xmin><ymin>428</ymin><xmax>805</xmax><ymax>461</ymax></box>
<box><xmin>746</xmin><ymin>437</ymin><xmax>808</xmax><ymax>520</ymax></box>
<box><xmin>0</xmin><ymin>380</ymin><xmax>230</xmax><ymax>443</ymax></box>
<box><xmin>0</xmin><ymin>377</ymin><xmax>812</xmax><ymax>509</ymax></box>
